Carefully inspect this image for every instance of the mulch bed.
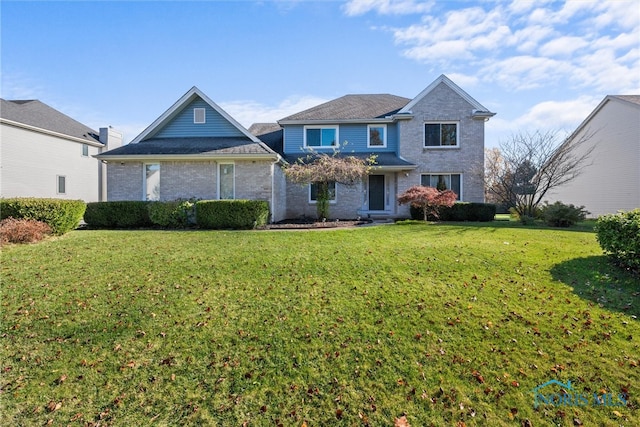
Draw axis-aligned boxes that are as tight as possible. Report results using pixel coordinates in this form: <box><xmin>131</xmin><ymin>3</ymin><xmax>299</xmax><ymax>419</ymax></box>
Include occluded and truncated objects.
<box><xmin>266</xmin><ymin>218</ymin><xmax>372</xmax><ymax>229</ymax></box>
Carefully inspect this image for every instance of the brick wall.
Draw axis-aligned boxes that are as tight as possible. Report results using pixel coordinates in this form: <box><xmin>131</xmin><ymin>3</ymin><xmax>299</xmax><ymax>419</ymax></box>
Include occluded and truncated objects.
<box><xmin>398</xmin><ymin>82</ymin><xmax>486</xmax><ymax>204</ymax></box>
<box><xmin>107</xmin><ymin>162</ymin><xmax>142</xmax><ymax>201</ymax></box>
<box><xmin>285</xmin><ymin>180</ymin><xmax>365</xmax><ymax>220</ymax></box>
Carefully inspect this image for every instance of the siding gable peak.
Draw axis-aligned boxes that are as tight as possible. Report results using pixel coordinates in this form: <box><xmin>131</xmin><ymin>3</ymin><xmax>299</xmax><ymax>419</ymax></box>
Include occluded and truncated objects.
<box><xmin>130</xmin><ymin>86</ymin><xmax>261</xmax><ymax>144</ymax></box>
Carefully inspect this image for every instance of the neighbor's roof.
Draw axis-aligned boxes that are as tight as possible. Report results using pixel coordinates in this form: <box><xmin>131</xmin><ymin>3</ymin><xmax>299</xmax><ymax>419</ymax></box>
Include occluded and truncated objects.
<box><xmin>0</xmin><ymin>99</ymin><xmax>102</xmax><ymax>145</ymax></box>
<box><xmin>96</xmin><ymin>136</ymin><xmax>277</xmax><ymax>160</ymax></box>
<box><xmin>612</xmin><ymin>95</ymin><xmax>640</xmax><ymax>105</ymax></box>
<box><xmin>279</xmin><ymin>94</ymin><xmax>411</xmax><ymax>123</ymax></box>
<box><xmin>249</xmin><ymin>122</ymin><xmax>283</xmax><ymax>154</ymax></box>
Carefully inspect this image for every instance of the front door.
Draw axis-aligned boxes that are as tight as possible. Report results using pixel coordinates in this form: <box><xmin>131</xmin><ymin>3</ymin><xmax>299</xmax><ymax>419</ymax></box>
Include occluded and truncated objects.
<box><xmin>368</xmin><ymin>174</ymin><xmax>385</xmax><ymax>211</ymax></box>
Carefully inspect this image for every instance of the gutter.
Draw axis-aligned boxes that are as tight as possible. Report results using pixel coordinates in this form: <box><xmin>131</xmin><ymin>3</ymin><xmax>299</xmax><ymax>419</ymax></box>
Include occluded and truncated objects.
<box><xmin>1</xmin><ymin>118</ymin><xmax>104</xmax><ymax>146</ymax></box>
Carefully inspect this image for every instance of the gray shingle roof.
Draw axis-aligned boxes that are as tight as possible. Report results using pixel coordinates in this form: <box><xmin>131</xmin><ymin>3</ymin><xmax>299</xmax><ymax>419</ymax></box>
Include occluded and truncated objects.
<box><xmin>98</xmin><ymin>137</ymin><xmax>275</xmax><ymax>157</ymax></box>
<box><xmin>279</xmin><ymin>94</ymin><xmax>410</xmax><ymax>122</ymax></box>
<box><xmin>0</xmin><ymin>99</ymin><xmax>101</xmax><ymax>144</ymax></box>
<box><xmin>284</xmin><ymin>152</ymin><xmax>415</xmax><ymax>169</ymax></box>
<box><xmin>249</xmin><ymin>123</ymin><xmax>283</xmax><ymax>154</ymax></box>
<box><xmin>613</xmin><ymin>95</ymin><xmax>640</xmax><ymax>105</ymax></box>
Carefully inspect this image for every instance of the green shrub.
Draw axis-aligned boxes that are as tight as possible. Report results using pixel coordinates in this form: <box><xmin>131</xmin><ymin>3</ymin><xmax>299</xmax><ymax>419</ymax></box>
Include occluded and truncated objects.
<box><xmin>410</xmin><ymin>202</ymin><xmax>496</xmax><ymax>222</ymax></box>
<box><xmin>540</xmin><ymin>201</ymin><xmax>589</xmax><ymax>227</ymax></box>
<box><xmin>595</xmin><ymin>209</ymin><xmax>640</xmax><ymax>272</ymax></box>
<box><xmin>0</xmin><ymin>217</ymin><xmax>52</xmax><ymax>245</ymax></box>
<box><xmin>196</xmin><ymin>200</ymin><xmax>270</xmax><ymax>229</ymax></box>
<box><xmin>0</xmin><ymin>198</ymin><xmax>85</xmax><ymax>235</ymax></box>
<box><xmin>84</xmin><ymin>201</ymin><xmax>152</xmax><ymax>228</ymax></box>
<box><xmin>148</xmin><ymin>200</ymin><xmax>196</xmax><ymax>228</ymax></box>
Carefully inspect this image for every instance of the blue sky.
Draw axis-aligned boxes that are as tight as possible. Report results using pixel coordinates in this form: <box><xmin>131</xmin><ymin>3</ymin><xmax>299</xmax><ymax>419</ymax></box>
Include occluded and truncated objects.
<box><xmin>2</xmin><ymin>0</ymin><xmax>639</xmax><ymax>147</ymax></box>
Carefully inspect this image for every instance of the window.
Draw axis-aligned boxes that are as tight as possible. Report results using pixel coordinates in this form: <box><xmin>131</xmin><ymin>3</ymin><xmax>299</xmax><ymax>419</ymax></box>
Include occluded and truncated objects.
<box><xmin>309</xmin><ymin>181</ymin><xmax>336</xmax><ymax>203</ymax></box>
<box><xmin>368</xmin><ymin>124</ymin><xmax>387</xmax><ymax>148</ymax></box>
<box><xmin>145</xmin><ymin>163</ymin><xmax>160</xmax><ymax>201</ymax></box>
<box><xmin>304</xmin><ymin>126</ymin><xmax>338</xmax><ymax>148</ymax></box>
<box><xmin>57</xmin><ymin>175</ymin><xmax>66</xmax><ymax>194</ymax></box>
<box><xmin>194</xmin><ymin>108</ymin><xmax>206</xmax><ymax>124</ymax></box>
<box><xmin>421</xmin><ymin>174</ymin><xmax>461</xmax><ymax>200</ymax></box>
<box><xmin>218</xmin><ymin>163</ymin><xmax>235</xmax><ymax>200</ymax></box>
<box><xmin>424</xmin><ymin>123</ymin><xmax>458</xmax><ymax>147</ymax></box>
<box><xmin>82</xmin><ymin>144</ymin><xmax>89</xmax><ymax>157</ymax></box>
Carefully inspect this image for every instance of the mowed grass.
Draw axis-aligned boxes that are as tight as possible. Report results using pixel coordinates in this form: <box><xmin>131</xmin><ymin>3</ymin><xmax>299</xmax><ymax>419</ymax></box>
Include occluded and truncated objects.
<box><xmin>1</xmin><ymin>223</ymin><xmax>638</xmax><ymax>426</ymax></box>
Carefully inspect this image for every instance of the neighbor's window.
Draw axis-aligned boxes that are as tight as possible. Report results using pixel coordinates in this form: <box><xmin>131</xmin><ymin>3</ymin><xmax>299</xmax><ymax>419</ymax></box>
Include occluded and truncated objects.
<box><xmin>145</xmin><ymin>163</ymin><xmax>160</xmax><ymax>201</ymax></box>
<box><xmin>304</xmin><ymin>126</ymin><xmax>338</xmax><ymax>148</ymax></box>
<box><xmin>424</xmin><ymin>123</ymin><xmax>458</xmax><ymax>147</ymax></box>
<box><xmin>368</xmin><ymin>124</ymin><xmax>386</xmax><ymax>147</ymax></box>
<box><xmin>219</xmin><ymin>163</ymin><xmax>235</xmax><ymax>200</ymax></box>
<box><xmin>57</xmin><ymin>175</ymin><xmax>66</xmax><ymax>194</ymax></box>
<box><xmin>421</xmin><ymin>173</ymin><xmax>461</xmax><ymax>200</ymax></box>
<box><xmin>309</xmin><ymin>181</ymin><xmax>336</xmax><ymax>203</ymax></box>
<box><xmin>194</xmin><ymin>108</ymin><xmax>206</xmax><ymax>124</ymax></box>
<box><xmin>82</xmin><ymin>144</ymin><xmax>89</xmax><ymax>157</ymax></box>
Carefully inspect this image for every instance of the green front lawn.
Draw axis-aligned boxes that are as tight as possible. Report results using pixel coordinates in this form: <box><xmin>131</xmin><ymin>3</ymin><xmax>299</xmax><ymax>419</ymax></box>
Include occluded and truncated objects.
<box><xmin>1</xmin><ymin>223</ymin><xmax>638</xmax><ymax>426</ymax></box>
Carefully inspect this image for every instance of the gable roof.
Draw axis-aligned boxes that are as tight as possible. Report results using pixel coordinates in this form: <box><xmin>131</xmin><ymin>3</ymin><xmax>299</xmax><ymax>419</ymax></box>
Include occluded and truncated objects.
<box><xmin>279</xmin><ymin>94</ymin><xmax>410</xmax><ymax>123</ymax></box>
<box><xmin>249</xmin><ymin>123</ymin><xmax>283</xmax><ymax>154</ymax></box>
<box><xmin>0</xmin><ymin>98</ymin><xmax>102</xmax><ymax>145</ymax></box>
<box><xmin>131</xmin><ymin>86</ymin><xmax>261</xmax><ymax>144</ymax></box>
<box><xmin>398</xmin><ymin>74</ymin><xmax>495</xmax><ymax>119</ymax></box>
<box><xmin>568</xmin><ymin>94</ymin><xmax>640</xmax><ymax>140</ymax></box>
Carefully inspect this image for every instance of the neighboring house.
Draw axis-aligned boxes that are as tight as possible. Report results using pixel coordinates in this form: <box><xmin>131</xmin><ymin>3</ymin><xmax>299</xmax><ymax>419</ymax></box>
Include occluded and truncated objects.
<box><xmin>96</xmin><ymin>87</ymin><xmax>287</xmax><ymax>222</ymax></box>
<box><xmin>0</xmin><ymin>99</ymin><xmax>121</xmax><ymax>202</ymax></box>
<box><xmin>99</xmin><ymin>75</ymin><xmax>493</xmax><ymax>222</ymax></box>
<box><xmin>255</xmin><ymin>74</ymin><xmax>495</xmax><ymax>219</ymax></box>
<box><xmin>546</xmin><ymin>95</ymin><xmax>640</xmax><ymax>217</ymax></box>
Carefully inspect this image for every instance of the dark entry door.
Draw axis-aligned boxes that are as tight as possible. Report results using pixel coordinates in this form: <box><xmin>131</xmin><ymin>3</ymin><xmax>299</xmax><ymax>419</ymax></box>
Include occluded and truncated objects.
<box><xmin>368</xmin><ymin>175</ymin><xmax>385</xmax><ymax>210</ymax></box>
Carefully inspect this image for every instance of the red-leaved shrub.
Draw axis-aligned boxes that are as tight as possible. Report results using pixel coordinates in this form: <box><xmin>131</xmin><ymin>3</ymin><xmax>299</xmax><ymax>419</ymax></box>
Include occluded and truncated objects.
<box><xmin>0</xmin><ymin>217</ymin><xmax>52</xmax><ymax>245</ymax></box>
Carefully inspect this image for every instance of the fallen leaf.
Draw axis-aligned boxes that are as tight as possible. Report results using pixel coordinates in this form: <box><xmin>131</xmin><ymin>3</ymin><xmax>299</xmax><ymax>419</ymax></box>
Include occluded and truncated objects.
<box><xmin>394</xmin><ymin>415</ymin><xmax>411</xmax><ymax>427</ymax></box>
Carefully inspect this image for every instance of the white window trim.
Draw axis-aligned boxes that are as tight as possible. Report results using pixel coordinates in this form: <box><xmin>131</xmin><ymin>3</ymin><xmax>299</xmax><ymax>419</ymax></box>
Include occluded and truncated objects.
<box><xmin>218</xmin><ymin>162</ymin><xmax>235</xmax><ymax>200</ymax></box>
<box><xmin>308</xmin><ymin>182</ymin><xmax>337</xmax><ymax>204</ymax></box>
<box><xmin>420</xmin><ymin>173</ymin><xmax>463</xmax><ymax>201</ymax></box>
<box><xmin>56</xmin><ymin>175</ymin><xmax>66</xmax><ymax>194</ymax></box>
<box><xmin>143</xmin><ymin>163</ymin><xmax>161</xmax><ymax>201</ymax></box>
<box><xmin>423</xmin><ymin>122</ymin><xmax>459</xmax><ymax>148</ymax></box>
<box><xmin>303</xmin><ymin>125</ymin><xmax>339</xmax><ymax>149</ymax></box>
<box><xmin>367</xmin><ymin>124</ymin><xmax>387</xmax><ymax>148</ymax></box>
<box><xmin>194</xmin><ymin>108</ymin><xmax>206</xmax><ymax>124</ymax></box>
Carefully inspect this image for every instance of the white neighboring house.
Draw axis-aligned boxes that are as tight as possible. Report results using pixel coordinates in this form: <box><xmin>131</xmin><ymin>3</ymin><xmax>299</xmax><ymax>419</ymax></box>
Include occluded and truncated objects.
<box><xmin>0</xmin><ymin>99</ymin><xmax>122</xmax><ymax>202</ymax></box>
<box><xmin>547</xmin><ymin>95</ymin><xmax>640</xmax><ymax>217</ymax></box>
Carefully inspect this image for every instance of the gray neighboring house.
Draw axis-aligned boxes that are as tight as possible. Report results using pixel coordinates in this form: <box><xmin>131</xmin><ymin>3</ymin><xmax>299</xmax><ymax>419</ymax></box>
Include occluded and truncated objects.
<box><xmin>0</xmin><ymin>99</ymin><xmax>121</xmax><ymax>201</ymax></box>
<box><xmin>546</xmin><ymin>95</ymin><xmax>640</xmax><ymax>216</ymax></box>
<box><xmin>96</xmin><ymin>86</ymin><xmax>287</xmax><ymax>222</ymax></box>
<box><xmin>253</xmin><ymin>74</ymin><xmax>495</xmax><ymax>219</ymax></box>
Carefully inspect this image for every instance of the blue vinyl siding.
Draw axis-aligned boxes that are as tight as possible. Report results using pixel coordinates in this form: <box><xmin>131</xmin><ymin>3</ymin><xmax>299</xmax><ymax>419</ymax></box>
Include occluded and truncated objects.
<box><xmin>283</xmin><ymin>123</ymin><xmax>398</xmax><ymax>154</ymax></box>
<box><xmin>154</xmin><ymin>98</ymin><xmax>245</xmax><ymax>138</ymax></box>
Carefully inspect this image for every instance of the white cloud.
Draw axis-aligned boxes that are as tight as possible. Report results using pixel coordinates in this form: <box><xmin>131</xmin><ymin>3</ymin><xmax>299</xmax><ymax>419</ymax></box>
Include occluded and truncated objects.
<box><xmin>342</xmin><ymin>0</ymin><xmax>434</xmax><ymax>16</ymax></box>
<box><xmin>219</xmin><ymin>95</ymin><xmax>330</xmax><ymax>128</ymax></box>
<box><xmin>0</xmin><ymin>72</ymin><xmax>48</xmax><ymax>100</ymax></box>
<box><xmin>482</xmin><ymin>55</ymin><xmax>573</xmax><ymax>90</ymax></box>
<box><xmin>513</xmin><ymin>96</ymin><xmax>601</xmax><ymax>133</ymax></box>
<box><xmin>539</xmin><ymin>36</ymin><xmax>589</xmax><ymax>57</ymax></box>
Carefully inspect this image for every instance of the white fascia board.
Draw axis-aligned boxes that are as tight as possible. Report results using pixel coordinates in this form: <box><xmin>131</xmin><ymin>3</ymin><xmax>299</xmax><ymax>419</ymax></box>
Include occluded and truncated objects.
<box><xmin>131</xmin><ymin>86</ymin><xmax>262</xmax><ymax>144</ymax></box>
<box><xmin>399</xmin><ymin>74</ymin><xmax>495</xmax><ymax>117</ymax></box>
<box><xmin>0</xmin><ymin>119</ymin><xmax>104</xmax><ymax>146</ymax></box>
<box><xmin>95</xmin><ymin>153</ymin><xmax>280</xmax><ymax>162</ymax></box>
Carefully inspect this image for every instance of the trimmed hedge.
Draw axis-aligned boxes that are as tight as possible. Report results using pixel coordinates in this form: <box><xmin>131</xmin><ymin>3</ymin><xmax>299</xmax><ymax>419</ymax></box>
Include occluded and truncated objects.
<box><xmin>84</xmin><ymin>201</ymin><xmax>152</xmax><ymax>228</ymax></box>
<box><xmin>595</xmin><ymin>209</ymin><xmax>640</xmax><ymax>272</ymax></box>
<box><xmin>410</xmin><ymin>202</ymin><xmax>496</xmax><ymax>222</ymax></box>
<box><xmin>196</xmin><ymin>200</ymin><xmax>270</xmax><ymax>229</ymax></box>
<box><xmin>148</xmin><ymin>200</ymin><xmax>196</xmax><ymax>228</ymax></box>
<box><xmin>0</xmin><ymin>198</ymin><xmax>86</xmax><ymax>235</ymax></box>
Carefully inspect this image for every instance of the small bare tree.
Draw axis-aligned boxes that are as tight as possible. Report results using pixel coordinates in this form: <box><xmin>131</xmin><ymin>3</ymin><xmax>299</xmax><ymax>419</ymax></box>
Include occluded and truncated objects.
<box><xmin>485</xmin><ymin>130</ymin><xmax>595</xmax><ymax>220</ymax></box>
<box><xmin>284</xmin><ymin>150</ymin><xmax>376</xmax><ymax>219</ymax></box>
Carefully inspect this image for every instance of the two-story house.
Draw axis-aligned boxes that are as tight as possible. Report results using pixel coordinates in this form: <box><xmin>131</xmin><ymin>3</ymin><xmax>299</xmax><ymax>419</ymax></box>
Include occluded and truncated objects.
<box><xmin>257</xmin><ymin>74</ymin><xmax>495</xmax><ymax>219</ymax></box>
<box><xmin>0</xmin><ymin>99</ymin><xmax>121</xmax><ymax>202</ymax></box>
<box><xmin>98</xmin><ymin>75</ymin><xmax>494</xmax><ymax>222</ymax></box>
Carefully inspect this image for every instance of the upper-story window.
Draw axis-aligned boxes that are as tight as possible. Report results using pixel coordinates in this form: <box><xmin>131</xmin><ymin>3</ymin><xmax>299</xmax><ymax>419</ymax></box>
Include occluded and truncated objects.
<box><xmin>304</xmin><ymin>125</ymin><xmax>338</xmax><ymax>148</ymax></box>
<box><xmin>194</xmin><ymin>108</ymin><xmax>206</xmax><ymax>124</ymax></box>
<box><xmin>424</xmin><ymin>122</ymin><xmax>458</xmax><ymax>147</ymax></box>
<box><xmin>368</xmin><ymin>124</ymin><xmax>387</xmax><ymax>148</ymax></box>
<box><xmin>82</xmin><ymin>144</ymin><xmax>89</xmax><ymax>157</ymax></box>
